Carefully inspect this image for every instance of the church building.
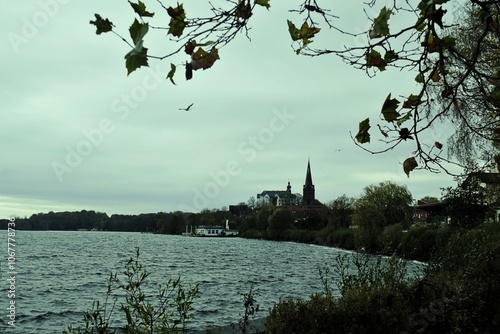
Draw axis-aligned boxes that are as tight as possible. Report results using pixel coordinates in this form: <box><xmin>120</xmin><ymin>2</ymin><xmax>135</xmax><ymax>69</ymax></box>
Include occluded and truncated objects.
<box><xmin>256</xmin><ymin>159</ymin><xmax>322</xmax><ymax>208</ymax></box>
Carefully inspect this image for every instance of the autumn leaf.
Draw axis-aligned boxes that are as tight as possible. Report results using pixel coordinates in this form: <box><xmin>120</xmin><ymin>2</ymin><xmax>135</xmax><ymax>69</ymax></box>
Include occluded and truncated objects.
<box><xmin>355</xmin><ymin>118</ymin><xmax>371</xmax><ymax>144</ymax></box>
<box><xmin>402</xmin><ymin>94</ymin><xmax>424</xmax><ymax>108</ymax></box>
<box><xmin>369</xmin><ymin>7</ymin><xmax>392</xmax><ymax>39</ymax></box>
<box><xmin>287</xmin><ymin>20</ymin><xmax>301</xmax><ymax>41</ymax></box>
<box><xmin>167</xmin><ymin>63</ymin><xmax>176</xmax><ymax>85</ymax></box>
<box><xmin>167</xmin><ymin>5</ymin><xmax>186</xmax><ymax>37</ymax></box>
<box><xmin>191</xmin><ymin>47</ymin><xmax>219</xmax><ymax>70</ymax></box>
<box><xmin>428</xmin><ymin>7</ymin><xmax>446</xmax><ymax>29</ymax></box>
<box><xmin>287</xmin><ymin>20</ymin><xmax>320</xmax><ymax>53</ymax></box>
<box><xmin>366</xmin><ymin>49</ymin><xmax>387</xmax><ymax>71</ymax></box>
<box><xmin>415</xmin><ymin>73</ymin><xmax>424</xmax><ymax>83</ymax></box>
<box><xmin>381</xmin><ymin>93</ymin><xmax>400</xmax><ymax>122</ymax></box>
<box><xmin>441</xmin><ymin>86</ymin><xmax>453</xmax><ymax>98</ymax></box>
<box><xmin>384</xmin><ymin>50</ymin><xmax>398</xmax><ymax>63</ymax></box>
<box><xmin>423</xmin><ymin>32</ymin><xmax>440</xmax><ymax>53</ymax></box>
<box><xmin>399</xmin><ymin>128</ymin><xmax>413</xmax><ymax>140</ymax></box>
<box><xmin>254</xmin><ymin>0</ymin><xmax>270</xmax><ymax>10</ymax></box>
<box><xmin>431</xmin><ymin>67</ymin><xmax>441</xmax><ymax>82</ymax></box>
<box><xmin>396</xmin><ymin>112</ymin><xmax>412</xmax><ymax>127</ymax></box>
<box><xmin>125</xmin><ymin>46</ymin><xmax>148</xmax><ymax>75</ymax></box>
<box><xmin>441</xmin><ymin>35</ymin><xmax>456</xmax><ymax>49</ymax></box>
<box><xmin>129</xmin><ymin>19</ymin><xmax>148</xmax><ymax>46</ymax></box>
<box><xmin>129</xmin><ymin>1</ymin><xmax>154</xmax><ymax>18</ymax></box>
<box><xmin>185</xmin><ymin>62</ymin><xmax>193</xmax><ymax>80</ymax></box>
<box><xmin>124</xmin><ymin>19</ymin><xmax>149</xmax><ymax>75</ymax></box>
<box><xmin>90</xmin><ymin>14</ymin><xmax>113</xmax><ymax>34</ymax></box>
<box><xmin>403</xmin><ymin>157</ymin><xmax>418</xmax><ymax>177</ymax></box>
<box><xmin>236</xmin><ymin>0</ymin><xmax>252</xmax><ymax>19</ymax></box>
<box><xmin>299</xmin><ymin>21</ymin><xmax>320</xmax><ymax>40</ymax></box>
<box><xmin>185</xmin><ymin>41</ymin><xmax>195</xmax><ymax>55</ymax></box>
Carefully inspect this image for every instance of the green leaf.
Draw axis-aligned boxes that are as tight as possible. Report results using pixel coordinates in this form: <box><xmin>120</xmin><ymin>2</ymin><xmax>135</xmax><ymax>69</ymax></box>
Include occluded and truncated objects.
<box><xmin>299</xmin><ymin>21</ymin><xmax>320</xmax><ymax>40</ymax></box>
<box><xmin>415</xmin><ymin>17</ymin><xmax>426</xmax><ymax>31</ymax></box>
<box><xmin>366</xmin><ymin>49</ymin><xmax>387</xmax><ymax>71</ymax></box>
<box><xmin>441</xmin><ymin>35</ymin><xmax>456</xmax><ymax>49</ymax></box>
<box><xmin>129</xmin><ymin>18</ymin><xmax>149</xmax><ymax>46</ymax></box>
<box><xmin>167</xmin><ymin>63</ymin><xmax>176</xmax><ymax>85</ymax></box>
<box><xmin>129</xmin><ymin>1</ymin><xmax>154</xmax><ymax>18</ymax></box>
<box><xmin>381</xmin><ymin>93</ymin><xmax>400</xmax><ymax>122</ymax></box>
<box><xmin>355</xmin><ymin>118</ymin><xmax>371</xmax><ymax>144</ymax></box>
<box><xmin>254</xmin><ymin>0</ymin><xmax>270</xmax><ymax>9</ymax></box>
<box><xmin>369</xmin><ymin>7</ymin><xmax>392</xmax><ymax>39</ymax></box>
<box><xmin>402</xmin><ymin>94</ymin><xmax>424</xmax><ymax>108</ymax></box>
<box><xmin>90</xmin><ymin>14</ymin><xmax>113</xmax><ymax>34</ymax></box>
<box><xmin>125</xmin><ymin>47</ymin><xmax>148</xmax><ymax>75</ymax></box>
<box><xmin>167</xmin><ymin>5</ymin><xmax>186</xmax><ymax>37</ymax></box>
<box><xmin>287</xmin><ymin>20</ymin><xmax>300</xmax><ymax>41</ymax></box>
<box><xmin>431</xmin><ymin>67</ymin><xmax>441</xmax><ymax>82</ymax></box>
<box><xmin>396</xmin><ymin>112</ymin><xmax>412</xmax><ymax>127</ymax></box>
<box><xmin>287</xmin><ymin>20</ymin><xmax>320</xmax><ymax>45</ymax></box>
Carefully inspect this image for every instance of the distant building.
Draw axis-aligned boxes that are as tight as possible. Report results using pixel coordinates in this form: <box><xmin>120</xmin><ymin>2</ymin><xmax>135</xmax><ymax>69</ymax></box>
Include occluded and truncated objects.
<box><xmin>194</xmin><ymin>220</ymin><xmax>239</xmax><ymax>237</ymax></box>
<box><xmin>256</xmin><ymin>181</ymin><xmax>302</xmax><ymax>206</ymax></box>
<box><xmin>412</xmin><ymin>172</ymin><xmax>500</xmax><ymax>225</ymax></box>
<box><xmin>412</xmin><ymin>199</ymin><xmax>447</xmax><ymax>225</ymax></box>
<box><xmin>256</xmin><ymin>159</ymin><xmax>323</xmax><ymax>208</ymax></box>
<box><xmin>301</xmin><ymin>160</ymin><xmax>323</xmax><ymax>208</ymax></box>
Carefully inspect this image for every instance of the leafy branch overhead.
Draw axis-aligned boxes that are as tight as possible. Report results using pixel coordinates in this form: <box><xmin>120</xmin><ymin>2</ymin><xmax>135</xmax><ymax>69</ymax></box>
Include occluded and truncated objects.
<box><xmin>90</xmin><ymin>0</ymin><xmax>269</xmax><ymax>79</ymax></box>
<box><xmin>90</xmin><ymin>0</ymin><xmax>500</xmax><ymax>175</ymax></box>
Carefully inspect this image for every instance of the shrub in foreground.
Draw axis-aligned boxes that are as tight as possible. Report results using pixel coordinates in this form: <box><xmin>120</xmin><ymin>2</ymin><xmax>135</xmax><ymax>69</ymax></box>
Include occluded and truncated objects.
<box><xmin>265</xmin><ymin>254</ymin><xmax>416</xmax><ymax>334</ymax></box>
<box><xmin>65</xmin><ymin>248</ymin><xmax>199</xmax><ymax>334</ymax></box>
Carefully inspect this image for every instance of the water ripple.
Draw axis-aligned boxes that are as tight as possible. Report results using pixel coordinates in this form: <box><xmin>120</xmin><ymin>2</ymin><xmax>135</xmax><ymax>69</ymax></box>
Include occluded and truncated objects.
<box><xmin>0</xmin><ymin>231</ymin><xmax>423</xmax><ymax>333</ymax></box>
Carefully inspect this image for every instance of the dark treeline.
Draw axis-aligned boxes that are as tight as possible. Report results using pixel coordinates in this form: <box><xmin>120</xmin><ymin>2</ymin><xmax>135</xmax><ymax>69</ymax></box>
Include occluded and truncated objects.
<box><xmin>0</xmin><ymin>209</ymin><xmax>235</xmax><ymax>234</ymax></box>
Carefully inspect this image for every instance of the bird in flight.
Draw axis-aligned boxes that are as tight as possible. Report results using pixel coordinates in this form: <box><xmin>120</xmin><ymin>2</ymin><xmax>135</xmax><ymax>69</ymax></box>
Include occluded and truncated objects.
<box><xmin>179</xmin><ymin>103</ymin><xmax>194</xmax><ymax>111</ymax></box>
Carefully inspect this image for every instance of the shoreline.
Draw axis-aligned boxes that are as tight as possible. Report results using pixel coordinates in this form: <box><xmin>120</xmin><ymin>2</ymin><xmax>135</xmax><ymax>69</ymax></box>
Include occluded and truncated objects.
<box><xmin>191</xmin><ymin>317</ymin><xmax>267</xmax><ymax>334</ymax></box>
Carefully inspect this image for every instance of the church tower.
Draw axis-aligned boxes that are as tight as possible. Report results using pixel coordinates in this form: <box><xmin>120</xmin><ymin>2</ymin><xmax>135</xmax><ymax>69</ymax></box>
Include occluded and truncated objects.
<box><xmin>302</xmin><ymin>159</ymin><xmax>315</xmax><ymax>205</ymax></box>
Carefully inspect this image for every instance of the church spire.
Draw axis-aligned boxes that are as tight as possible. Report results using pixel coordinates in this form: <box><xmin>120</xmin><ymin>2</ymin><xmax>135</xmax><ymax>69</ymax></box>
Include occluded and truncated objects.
<box><xmin>303</xmin><ymin>159</ymin><xmax>315</xmax><ymax>205</ymax></box>
<box><xmin>304</xmin><ymin>159</ymin><xmax>313</xmax><ymax>187</ymax></box>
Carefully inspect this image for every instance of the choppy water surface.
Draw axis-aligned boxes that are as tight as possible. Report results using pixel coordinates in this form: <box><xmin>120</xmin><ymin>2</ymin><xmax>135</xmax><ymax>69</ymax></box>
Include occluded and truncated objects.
<box><xmin>0</xmin><ymin>231</ymin><xmax>423</xmax><ymax>333</ymax></box>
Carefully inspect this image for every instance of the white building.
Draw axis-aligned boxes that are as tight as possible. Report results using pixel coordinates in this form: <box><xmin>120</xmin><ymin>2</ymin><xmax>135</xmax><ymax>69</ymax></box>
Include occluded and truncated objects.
<box><xmin>194</xmin><ymin>220</ymin><xmax>239</xmax><ymax>237</ymax></box>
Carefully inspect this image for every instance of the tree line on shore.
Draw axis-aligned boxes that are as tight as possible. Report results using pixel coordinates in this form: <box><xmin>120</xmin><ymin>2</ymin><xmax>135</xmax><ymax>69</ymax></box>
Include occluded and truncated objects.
<box><xmin>3</xmin><ymin>178</ymin><xmax>497</xmax><ymax>264</ymax></box>
<box><xmin>3</xmin><ymin>180</ymin><xmax>497</xmax><ymax>333</ymax></box>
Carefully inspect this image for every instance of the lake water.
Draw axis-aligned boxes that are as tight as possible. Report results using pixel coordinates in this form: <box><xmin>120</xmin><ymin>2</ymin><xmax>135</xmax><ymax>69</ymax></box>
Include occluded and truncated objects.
<box><xmin>0</xmin><ymin>231</ymin><xmax>424</xmax><ymax>333</ymax></box>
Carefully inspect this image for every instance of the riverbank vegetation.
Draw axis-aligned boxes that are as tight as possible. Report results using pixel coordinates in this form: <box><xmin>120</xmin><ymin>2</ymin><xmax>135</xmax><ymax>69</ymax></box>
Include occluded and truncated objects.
<box><xmin>53</xmin><ymin>175</ymin><xmax>500</xmax><ymax>333</ymax></box>
<box><xmin>65</xmin><ymin>248</ymin><xmax>200</xmax><ymax>334</ymax></box>
<box><xmin>264</xmin><ymin>223</ymin><xmax>500</xmax><ymax>333</ymax></box>
<box><xmin>64</xmin><ymin>222</ymin><xmax>500</xmax><ymax>333</ymax></box>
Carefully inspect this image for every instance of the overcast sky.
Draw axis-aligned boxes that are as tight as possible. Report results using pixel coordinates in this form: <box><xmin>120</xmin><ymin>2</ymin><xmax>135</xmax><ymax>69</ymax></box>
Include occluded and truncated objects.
<box><xmin>1</xmin><ymin>1</ymin><xmax>460</xmax><ymax>218</ymax></box>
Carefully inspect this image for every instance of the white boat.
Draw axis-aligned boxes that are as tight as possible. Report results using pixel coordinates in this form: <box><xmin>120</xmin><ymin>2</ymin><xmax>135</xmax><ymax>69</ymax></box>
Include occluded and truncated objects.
<box><xmin>183</xmin><ymin>220</ymin><xmax>238</xmax><ymax>237</ymax></box>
